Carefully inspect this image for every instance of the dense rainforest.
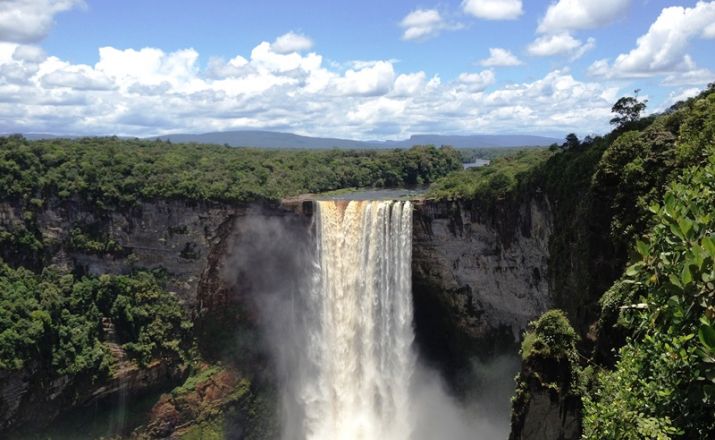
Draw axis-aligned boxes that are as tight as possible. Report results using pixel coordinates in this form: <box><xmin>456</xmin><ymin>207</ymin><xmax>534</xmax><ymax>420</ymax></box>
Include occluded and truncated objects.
<box><xmin>427</xmin><ymin>85</ymin><xmax>715</xmax><ymax>439</ymax></box>
<box><xmin>1</xmin><ymin>84</ymin><xmax>714</xmax><ymax>439</ymax></box>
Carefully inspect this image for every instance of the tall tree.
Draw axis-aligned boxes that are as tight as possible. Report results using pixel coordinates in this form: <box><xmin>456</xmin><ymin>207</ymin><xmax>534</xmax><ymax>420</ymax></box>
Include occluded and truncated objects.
<box><xmin>610</xmin><ymin>89</ymin><xmax>648</xmax><ymax>128</ymax></box>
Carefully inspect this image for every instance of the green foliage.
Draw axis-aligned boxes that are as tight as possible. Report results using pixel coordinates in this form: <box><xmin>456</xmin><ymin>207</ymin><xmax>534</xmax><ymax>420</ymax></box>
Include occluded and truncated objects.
<box><xmin>171</xmin><ymin>364</ymin><xmax>223</xmax><ymax>397</ymax></box>
<box><xmin>0</xmin><ymin>264</ymin><xmax>191</xmax><ymax>374</ymax></box>
<box><xmin>458</xmin><ymin>146</ymin><xmax>541</xmax><ymax>163</ymax></box>
<box><xmin>0</xmin><ymin>137</ymin><xmax>461</xmax><ymax>208</ymax></box>
<box><xmin>181</xmin><ymin>419</ymin><xmax>224</xmax><ymax>440</ymax></box>
<box><xmin>68</xmin><ymin>228</ymin><xmax>123</xmax><ymax>254</ymax></box>
<box><xmin>610</xmin><ymin>90</ymin><xmax>648</xmax><ymax>128</ymax></box>
<box><xmin>427</xmin><ymin>148</ymin><xmax>552</xmax><ymax>201</ymax></box>
<box><xmin>583</xmin><ymin>156</ymin><xmax>715</xmax><ymax>439</ymax></box>
<box><xmin>520</xmin><ymin>309</ymin><xmax>578</xmax><ymax>361</ymax></box>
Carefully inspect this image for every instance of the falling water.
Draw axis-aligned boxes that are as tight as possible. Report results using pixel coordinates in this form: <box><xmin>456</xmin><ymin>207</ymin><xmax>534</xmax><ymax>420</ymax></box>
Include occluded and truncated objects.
<box><xmin>297</xmin><ymin>200</ymin><xmax>415</xmax><ymax>440</ymax></box>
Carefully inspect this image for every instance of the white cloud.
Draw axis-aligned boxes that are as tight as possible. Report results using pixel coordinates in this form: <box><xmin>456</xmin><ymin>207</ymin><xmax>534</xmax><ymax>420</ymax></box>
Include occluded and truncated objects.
<box><xmin>704</xmin><ymin>21</ymin><xmax>715</xmax><ymax>38</ymax></box>
<box><xmin>569</xmin><ymin>37</ymin><xmax>596</xmax><ymax>61</ymax></box>
<box><xmin>462</xmin><ymin>0</ymin><xmax>523</xmax><ymax>20</ymax></box>
<box><xmin>479</xmin><ymin>48</ymin><xmax>522</xmax><ymax>66</ymax></box>
<box><xmin>589</xmin><ymin>1</ymin><xmax>715</xmax><ymax>83</ymax></box>
<box><xmin>336</xmin><ymin>61</ymin><xmax>395</xmax><ymax>96</ymax></box>
<box><xmin>392</xmin><ymin>72</ymin><xmax>427</xmax><ymax>96</ymax></box>
<box><xmin>399</xmin><ymin>9</ymin><xmax>462</xmax><ymax>41</ymax></box>
<box><xmin>95</xmin><ymin>47</ymin><xmax>201</xmax><ymax>91</ymax></box>
<box><xmin>41</xmin><ymin>65</ymin><xmax>115</xmax><ymax>91</ymax></box>
<box><xmin>12</xmin><ymin>44</ymin><xmax>46</xmax><ymax>63</ymax></box>
<box><xmin>457</xmin><ymin>70</ymin><xmax>496</xmax><ymax>91</ymax></box>
<box><xmin>348</xmin><ymin>97</ymin><xmax>406</xmax><ymax>124</ymax></box>
<box><xmin>663</xmin><ymin>88</ymin><xmax>702</xmax><ymax>109</ymax></box>
<box><xmin>538</xmin><ymin>0</ymin><xmax>630</xmax><ymax>34</ymax></box>
<box><xmin>271</xmin><ymin>32</ymin><xmax>313</xmax><ymax>54</ymax></box>
<box><xmin>0</xmin><ymin>35</ymin><xmax>622</xmax><ymax>138</ymax></box>
<box><xmin>527</xmin><ymin>33</ymin><xmax>594</xmax><ymax>60</ymax></box>
<box><xmin>662</xmin><ymin>68</ymin><xmax>715</xmax><ymax>87</ymax></box>
<box><xmin>0</xmin><ymin>0</ymin><xmax>84</xmax><ymax>43</ymax></box>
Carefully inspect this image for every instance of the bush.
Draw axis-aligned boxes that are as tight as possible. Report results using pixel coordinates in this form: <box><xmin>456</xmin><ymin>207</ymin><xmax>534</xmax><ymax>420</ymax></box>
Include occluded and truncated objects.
<box><xmin>583</xmin><ymin>154</ymin><xmax>715</xmax><ymax>439</ymax></box>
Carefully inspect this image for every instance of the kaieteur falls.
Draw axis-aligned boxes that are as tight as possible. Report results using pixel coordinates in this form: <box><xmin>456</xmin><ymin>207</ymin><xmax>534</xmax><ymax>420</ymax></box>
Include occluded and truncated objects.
<box><xmin>292</xmin><ymin>200</ymin><xmax>415</xmax><ymax>440</ymax></box>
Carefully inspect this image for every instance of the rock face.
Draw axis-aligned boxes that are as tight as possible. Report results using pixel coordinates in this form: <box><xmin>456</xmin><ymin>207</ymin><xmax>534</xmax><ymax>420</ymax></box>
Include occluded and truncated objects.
<box><xmin>509</xmin><ymin>356</ymin><xmax>581</xmax><ymax>440</ymax></box>
<box><xmin>0</xmin><ymin>198</ymin><xmax>240</xmax><ymax>434</ymax></box>
<box><xmin>411</xmin><ymin>196</ymin><xmax>553</xmax><ymax>376</ymax></box>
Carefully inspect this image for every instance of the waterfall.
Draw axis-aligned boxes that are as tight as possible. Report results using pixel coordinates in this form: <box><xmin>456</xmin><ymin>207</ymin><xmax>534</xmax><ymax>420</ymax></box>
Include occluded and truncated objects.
<box><xmin>297</xmin><ymin>200</ymin><xmax>415</xmax><ymax>440</ymax></box>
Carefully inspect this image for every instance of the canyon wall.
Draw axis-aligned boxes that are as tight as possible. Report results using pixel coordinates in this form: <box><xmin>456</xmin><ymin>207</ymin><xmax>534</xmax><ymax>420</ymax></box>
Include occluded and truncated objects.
<box><xmin>1</xmin><ymin>195</ymin><xmax>555</xmax><ymax>435</ymax></box>
<box><xmin>0</xmin><ymin>198</ymin><xmax>251</xmax><ymax>433</ymax></box>
<box><xmin>411</xmin><ymin>196</ymin><xmax>553</xmax><ymax>377</ymax></box>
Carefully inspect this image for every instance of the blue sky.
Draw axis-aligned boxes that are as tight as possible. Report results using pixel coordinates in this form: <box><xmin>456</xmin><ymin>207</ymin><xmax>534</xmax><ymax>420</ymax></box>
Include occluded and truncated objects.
<box><xmin>0</xmin><ymin>0</ymin><xmax>714</xmax><ymax>139</ymax></box>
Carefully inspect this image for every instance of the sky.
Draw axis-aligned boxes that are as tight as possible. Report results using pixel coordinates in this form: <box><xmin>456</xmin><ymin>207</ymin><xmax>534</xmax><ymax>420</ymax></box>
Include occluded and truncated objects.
<box><xmin>0</xmin><ymin>0</ymin><xmax>714</xmax><ymax>140</ymax></box>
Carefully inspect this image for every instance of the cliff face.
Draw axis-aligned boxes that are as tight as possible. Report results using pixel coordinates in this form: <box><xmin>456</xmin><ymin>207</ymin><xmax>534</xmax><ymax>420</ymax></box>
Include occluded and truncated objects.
<box><xmin>2</xmin><ymin>194</ymin><xmax>555</xmax><ymax>435</ymax></box>
<box><xmin>0</xmin><ymin>198</ymin><xmax>241</xmax><ymax>433</ymax></box>
<box><xmin>412</xmin><ymin>196</ymin><xmax>553</xmax><ymax>379</ymax></box>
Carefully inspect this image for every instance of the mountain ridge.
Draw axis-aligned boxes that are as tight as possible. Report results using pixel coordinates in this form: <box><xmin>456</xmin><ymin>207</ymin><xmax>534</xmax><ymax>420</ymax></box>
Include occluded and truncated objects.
<box><xmin>153</xmin><ymin>130</ymin><xmax>561</xmax><ymax>148</ymax></box>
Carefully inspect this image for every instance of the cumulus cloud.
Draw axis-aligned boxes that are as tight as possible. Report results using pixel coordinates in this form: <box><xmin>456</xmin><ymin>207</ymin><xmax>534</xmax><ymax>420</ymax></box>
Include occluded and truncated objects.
<box><xmin>661</xmin><ymin>87</ymin><xmax>702</xmax><ymax>110</ymax></box>
<box><xmin>538</xmin><ymin>0</ymin><xmax>630</xmax><ymax>33</ymax></box>
<box><xmin>399</xmin><ymin>9</ymin><xmax>462</xmax><ymax>41</ymax></box>
<box><xmin>271</xmin><ymin>32</ymin><xmax>313</xmax><ymax>54</ymax></box>
<box><xmin>336</xmin><ymin>61</ymin><xmax>395</xmax><ymax>96</ymax></box>
<box><xmin>457</xmin><ymin>70</ymin><xmax>496</xmax><ymax>91</ymax></box>
<box><xmin>527</xmin><ymin>33</ymin><xmax>594</xmax><ymax>60</ymax></box>
<box><xmin>662</xmin><ymin>68</ymin><xmax>715</xmax><ymax>87</ymax></box>
<box><xmin>588</xmin><ymin>1</ymin><xmax>715</xmax><ymax>83</ymax></box>
<box><xmin>479</xmin><ymin>48</ymin><xmax>522</xmax><ymax>67</ymax></box>
<box><xmin>0</xmin><ymin>0</ymin><xmax>84</xmax><ymax>44</ymax></box>
<box><xmin>704</xmin><ymin>21</ymin><xmax>715</xmax><ymax>38</ymax></box>
<box><xmin>462</xmin><ymin>0</ymin><xmax>523</xmax><ymax>20</ymax></box>
<box><xmin>41</xmin><ymin>66</ymin><xmax>115</xmax><ymax>91</ymax></box>
<box><xmin>392</xmin><ymin>72</ymin><xmax>427</xmax><ymax>97</ymax></box>
<box><xmin>12</xmin><ymin>44</ymin><xmax>46</xmax><ymax>63</ymax></box>
<box><xmin>0</xmin><ymin>33</ymin><xmax>623</xmax><ymax>138</ymax></box>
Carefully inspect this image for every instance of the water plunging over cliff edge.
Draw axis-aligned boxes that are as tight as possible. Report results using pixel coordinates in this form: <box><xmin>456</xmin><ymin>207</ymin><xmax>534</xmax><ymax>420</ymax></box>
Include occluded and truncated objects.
<box><xmin>299</xmin><ymin>200</ymin><xmax>415</xmax><ymax>440</ymax></box>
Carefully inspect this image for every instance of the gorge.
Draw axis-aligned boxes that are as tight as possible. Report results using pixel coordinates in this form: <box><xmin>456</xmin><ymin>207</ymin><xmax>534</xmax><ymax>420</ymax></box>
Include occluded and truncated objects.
<box><xmin>0</xmin><ymin>191</ymin><xmax>542</xmax><ymax>438</ymax></box>
<box><xmin>1</xmin><ymin>86</ymin><xmax>714</xmax><ymax>439</ymax></box>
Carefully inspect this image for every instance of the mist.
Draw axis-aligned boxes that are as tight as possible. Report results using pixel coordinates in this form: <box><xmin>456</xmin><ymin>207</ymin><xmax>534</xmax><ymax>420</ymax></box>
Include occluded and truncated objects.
<box><xmin>225</xmin><ymin>203</ymin><xmax>519</xmax><ymax>440</ymax></box>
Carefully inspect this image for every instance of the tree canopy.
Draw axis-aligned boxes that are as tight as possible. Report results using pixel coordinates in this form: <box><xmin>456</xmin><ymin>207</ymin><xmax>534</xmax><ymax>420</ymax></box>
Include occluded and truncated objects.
<box><xmin>610</xmin><ymin>89</ymin><xmax>648</xmax><ymax>128</ymax></box>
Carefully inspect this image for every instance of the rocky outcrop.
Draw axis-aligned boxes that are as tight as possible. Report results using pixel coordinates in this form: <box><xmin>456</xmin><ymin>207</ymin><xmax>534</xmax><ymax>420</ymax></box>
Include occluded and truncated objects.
<box><xmin>509</xmin><ymin>355</ymin><xmax>581</xmax><ymax>440</ymax></box>
<box><xmin>132</xmin><ymin>365</ymin><xmax>277</xmax><ymax>440</ymax></box>
<box><xmin>411</xmin><ymin>196</ymin><xmax>553</xmax><ymax>376</ymax></box>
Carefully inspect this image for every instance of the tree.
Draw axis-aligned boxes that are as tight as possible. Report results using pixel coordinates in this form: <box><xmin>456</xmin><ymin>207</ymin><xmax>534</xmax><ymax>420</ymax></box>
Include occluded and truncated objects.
<box><xmin>562</xmin><ymin>133</ymin><xmax>580</xmax><ymax>150</ymax></box>
<box><xmin>610</xmin><ymin>89</ymin><xmax>647</xmax><ymax>128</ymax></box>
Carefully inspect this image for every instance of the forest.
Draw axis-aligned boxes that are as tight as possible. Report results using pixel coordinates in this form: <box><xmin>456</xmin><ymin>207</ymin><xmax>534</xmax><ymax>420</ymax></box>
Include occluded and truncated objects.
<box><xmin>0</xmin><ymin>137</ymin><xmax>461</xmax><ymax>207</ymax></box>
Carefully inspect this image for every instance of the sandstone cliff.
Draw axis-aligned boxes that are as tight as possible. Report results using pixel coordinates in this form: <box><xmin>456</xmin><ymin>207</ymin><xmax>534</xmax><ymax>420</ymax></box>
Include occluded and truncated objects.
<box><xmin>411</xmin><ymin>196</ymin><xmax>553</xmax><ymax>379</ymax></box>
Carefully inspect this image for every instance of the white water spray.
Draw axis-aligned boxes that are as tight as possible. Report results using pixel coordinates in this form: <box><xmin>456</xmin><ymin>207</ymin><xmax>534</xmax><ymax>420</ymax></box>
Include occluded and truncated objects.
<box><xmin>297</xmin><ymin>200</ymin><xmax>415</xmax><ymax>440</ymax></box>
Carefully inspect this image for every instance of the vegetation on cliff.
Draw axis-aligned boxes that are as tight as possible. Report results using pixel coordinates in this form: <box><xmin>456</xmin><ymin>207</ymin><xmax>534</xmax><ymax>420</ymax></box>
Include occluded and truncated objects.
<box><xmin>0</xmin><ymin>264</ymin><xmax>191</xmax><ymax>375</ymax></box>
<box><xmin>583</xmin><ymin>157</ymin><xmax>715</xmax><ymax>439</ymax></box>
<box><xmin>510</xmin><ymin>310</ymin><xmax>582</xmax><ymax>439</ymax></box>
<box><xmin>497</xmin><ymin>86</ymin><xmax>715</xmax><ymax>439</ymax></box>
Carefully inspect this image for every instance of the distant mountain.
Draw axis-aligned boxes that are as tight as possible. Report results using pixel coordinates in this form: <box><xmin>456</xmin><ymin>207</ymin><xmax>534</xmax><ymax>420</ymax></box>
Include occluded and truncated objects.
<box><xmin>154</xmin><ymin>130</ymin><xmax>369</xmax><ymax>149</ymax></box>
<box><xmin>15</xmin><ymin>130</ymin><xmax>561</xmax><ymax>148</ymax></box>
<box><xmin>153</xmin><ymin>130</ymin><xmax>560</xmax><ymax>149</ymax></box>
